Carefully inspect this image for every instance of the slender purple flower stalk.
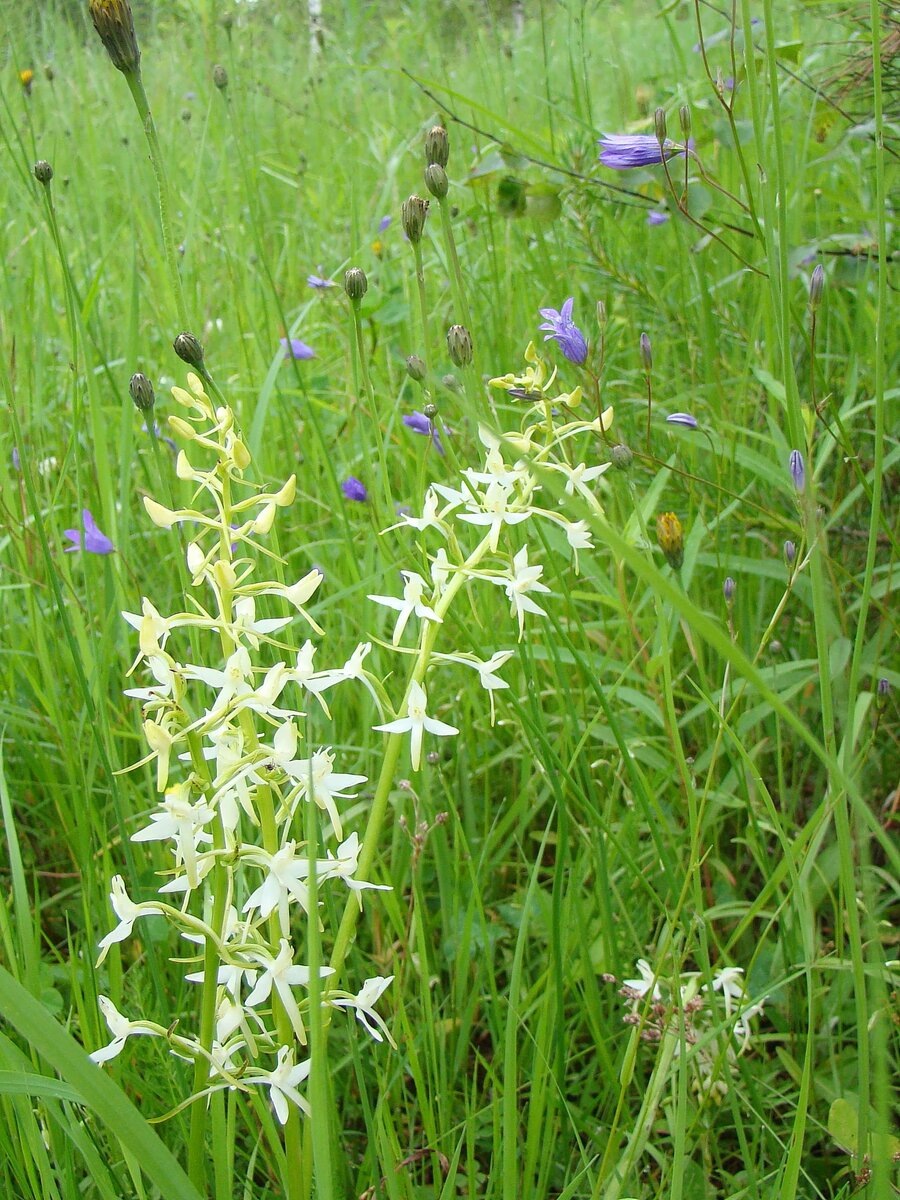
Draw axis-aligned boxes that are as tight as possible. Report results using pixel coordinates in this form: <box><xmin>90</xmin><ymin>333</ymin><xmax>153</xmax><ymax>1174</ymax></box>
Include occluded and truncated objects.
<box><xmin>598</xmin><ymin>134</ymin><xmax>689</xmax><ymax>170</ymax></box>
<box><xmin>341</xmin><ymin>477</ymin><xmax>368</xmax><ymax>502</ymax></box>
<box><xmin>63</xmin><ymin>509</ymin><xmax>115</xmax><ymax>555</ymax></box>
<box><xmin>280</xmin><ymin>338</ymin><xmax>316</xmax><ymax>360</ymax></box>
<box><xmin>402</xmin><ymin>411</ymin><xmax>445</xmax><ymax>455</ymax></box>
<box><xmin>789</xmin><ymin>450</ymin><xmax>806</xmax><ymax>492</ymax></box>
<box><xmin>666</xmin><ymin>413</ymin><xmax>698</xmax><ymax>429</ymax></box>
<box><xmin>538</xmin><ymin>298</ymin><xmax>588</xmax><ymax>365</ymax></box>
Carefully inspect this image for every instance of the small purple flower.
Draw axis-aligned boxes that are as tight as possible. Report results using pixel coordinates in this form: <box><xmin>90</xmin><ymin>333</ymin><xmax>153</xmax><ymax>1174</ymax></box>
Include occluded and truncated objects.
<box><xmin>306</xmin><ymin>273</ymin><xmax>335</xmax><ymax>290</ymax></box>
<box><xmin>402</xmin><ymin>411</ymin><xmax>444</xmax><ymax>455</ymax></box>
<box><xmin>598</xmin><ymin>133</ymin><xmax>688</xmax><ymax>170</ymax></box>
<box><xmin>723</xmin><ymin>576</ymin><xmax>736</xmax><ymax>603</ymax></box>
<box><xmin>63</xmin><ymin>509</ymin><xmax>115</xmax><ymax>555</ymax></box>
<box><xmin>281</xmin><ymin>337</ymin><xmax>316</xmax><ymax>361</ymax></box>
<box><xmin>647</xmin><ymin>210</ymin><xmax>670</xmax><ymax>226</ymax></box>
<box><xmin>784</xmin><ymin>540</ymin><xmax>796</xmax><ymax>565</ymax></box>
<box><xmin>789</xmin><ymin>449</ymin><xmax>806</xmax><ymax>492</ymax></box>
<box><xmin>538</xmin><ymin>297</ymin><xmax>588</xmax><ymax>365</ymax></box>
<box><xmin>666</xmin><ymin>412</ymin><xmax>698</xmax><ymax>429</ymax></box>
<box><xmin>341</xmin><ymin>477</ymin><xmax>368</xmax><ymax>503</ymax></box>
<box><xmin>11</xmin><ymin>447</ymin><xmax>21</xmax><ymax>471</ymax></box>
<box><xmin>377</xmin><ymin>215</ymin><xmax>392</xmax><ymax>233</ymax></box>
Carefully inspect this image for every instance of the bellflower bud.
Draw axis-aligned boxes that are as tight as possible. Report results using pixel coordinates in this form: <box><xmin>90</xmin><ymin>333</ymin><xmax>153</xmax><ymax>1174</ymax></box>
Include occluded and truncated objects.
<box><xmin>789</xmin><ymin>449</ymin><xmax>806</xmax><ymax>493</ymax></box>
<box><xmin>809</xmin><ymin>264</ymin><xmax>825</xmax><ymax>313</ymax></box>
<box><xmin>654</xmin><ymin>107</ymin><xmax>668</xmax><ymax>146</ymax></box>
<box><xmin>425</xmin><ymin>125</ymin><xmax>450</xmax><ymax>168</ymax></box>
<box><xmin>343</xmin><ymin>267</ymin><xmax>368</xmax><ymax>300</ymax></box>
<box><xmin>129</xmin><ymin>372</ymin><xmax>155</xmax><ymax>413</ymax></box>
<box><xmin>596</xmin><ymin>300</ymin><xmax>607</xmax><ymax>330</ymax></box>
<box><xmin>446</xmin><ymin>324</ymin><xmax>473</xmax><ymax>368</ymax></box>
<box><xmin>784</xmin><ymin>539</ymin><xmax>796</xmax><ymax>565</ymax></box>
<box><xmin>173</xmin><ymin>332</ymin><xmax>205</xmax><ymax>370</ymax></box>
<box><xmin>640</xmin><ymin>332</ymin><xmax>652</xmax><ymax>372</ymax></box>
<box><xmin>723</xmin><ymin>576</ymin><xmax>736</xmax><ymax>605</ymax></box>
<box><xmin>679</xmin><ymin>104</ymin><xmax>691</xmax><ymax>140</ymax></box>
<box><xmin>401</xmin><ymin>195</ymin><xmax>429</xmax><ymax>244</ymax></box>
<box><xmin>33</xmin><ymin>160</ymin><xmax>53</xmax><ymax>184</ymax></box>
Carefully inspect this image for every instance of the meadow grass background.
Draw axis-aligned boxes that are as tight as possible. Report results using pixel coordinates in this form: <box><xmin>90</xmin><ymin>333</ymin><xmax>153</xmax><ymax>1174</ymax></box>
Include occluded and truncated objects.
<box><xmin>0</xmin><ymin>0</ymin><xmax>897</xmax><ymax>1197</ymax></box>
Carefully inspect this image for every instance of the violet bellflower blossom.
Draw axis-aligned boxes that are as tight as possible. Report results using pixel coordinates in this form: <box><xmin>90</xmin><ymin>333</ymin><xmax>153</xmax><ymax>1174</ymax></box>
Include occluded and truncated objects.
<box><xmin>789</xmin><ymin>449</ymin><xmax>806</xmax><ymax>492</ymax></box>
<box><xmin>377</xmin><ymin>215</ymin><xmax>392</xmax><ymax>233</ymax></box>
<box><xmin>666</xmin><ymin>412</ymin><xmax>698</xmax><ymax>429</ymax></box>
<box><xmin>402</xmin><ymin>411</ymin><xmax>445</xmax><ymax>455</ymax></box>
<box><xmin>647</xmin><ymin>209</ymin><xmax>670</xmax><ymax>226</ymax></box>
<box><xmin>598</xmin><ymin>134</ymin><xmax>689</xmax><ymax>170</ymax></box>
<box><xmin>280</xmin><ymin>337</ymin><xmax>316</xmax><ymax>361</ymax></box>
<box><xmin>538</xmin><ymin>297</ymin><xmax>589</xmax><ymax>365</ymax></box>
<box><xmin>306</xmin><ymin>273</ymin><xmax>335</xmax><ymax>290</ymax></box>
<box><xmin>341</xmin><ymin>477</ymin><xmax>368</xmax><ymax>503</ymax></box>
<box><xmin>63</xmin><ymin>509</ymin><xmax>115</xmax><ymax>555</ymax></box>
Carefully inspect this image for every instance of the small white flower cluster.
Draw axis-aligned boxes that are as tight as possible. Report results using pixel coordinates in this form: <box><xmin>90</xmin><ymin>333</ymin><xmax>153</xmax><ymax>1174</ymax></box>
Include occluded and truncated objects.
<box><xmin>94</xmin><ymin>349</ymin><xmax>614</xmax><ymax>1129</ymax></box>
<box><xmin>92</xmin><ymin>374</ymin><xmax>393</xmax><ymax>1124</ymax></box>
<box><xmin>619</xmin><ymin>959</ymin><xmax>766</xmax><ymax>1101</ymax></box>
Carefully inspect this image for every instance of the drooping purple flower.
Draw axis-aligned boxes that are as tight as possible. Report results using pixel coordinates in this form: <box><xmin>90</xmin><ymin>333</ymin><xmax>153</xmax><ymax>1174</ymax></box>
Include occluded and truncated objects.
<box><xmin>280</xmin><ymin>338</ymin><xmax>316</xmax><ymax>360</ymax></box>
<box><xmin>377</xmin><ymin>215</ymin><xmax>392</xmax><ymax>233</ymax></box>
<box><xmin>666</xmin><ymin>412</ymin><xmax>698</xmax><ymax>429</ymax></box>
<box><xmin>341</xmin><ymin>477</ymin><xmax>368</xmax><ymax>503</ymax></box>
<box><xmin>63</xmin><ymin>509</ymin><xmax>115</xmax><ymax>555</ymax></box>
<box><xmin>306</xmin><ymin>273</ymin><xmax>335</xmax><ymax>289</ymax></box>
<box><xmin>647</xmin><ymin>209</ymin><xmax>670</xmax><ymax>226</ymax></box>
<box><xmin>402</xmin><ymin>411</ymin><xmax>445</xmax><ymax>455</ymax></box>
<box><xmin>538</xmin><ymin>297</ymin><xmax>588</xmax><ymax>365</ymax></box>
<box><xmin>598</xmin><ymin>133</ymin><xmax>688</xmax><ymax>170</ymax></box>
<box><xmin>789</xmin><ymin>449</ymin><xmax>806</xmax><ymax>492</ymax></box>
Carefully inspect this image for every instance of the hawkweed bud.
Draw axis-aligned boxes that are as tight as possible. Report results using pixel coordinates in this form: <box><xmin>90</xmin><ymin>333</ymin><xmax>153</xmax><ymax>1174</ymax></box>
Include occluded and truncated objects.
<box><xmin>129</xmin><ymin>372</ymin><xmax>155</xmax><ymax>413</ymax></box>
<box><xmin>679</xmin><ymin>104</ymin><xmax>691</xmax><ymax>140</ymax></box>
<box><xmin>610</xmin><ymin>443</ymin><xmax>633</xmax><ymax>471</ymax></box>
<box><xmin>596</xmin><ymin>300</ymin><xmax>607</xmax><ymax>330</ymax></box>
<box><xmin>212</xmin><ymin>63</ymin><xmax>228</xmax><ymax>90</ymax></box>
<box><xmin>656</xmin><ymin>511</ymin><xmax>684</xmax><ymax>569</ymax></box>
<box><xmin>173</xmin><ymin>331</ymin><xmax>205</xmax><ymax>370</ymax></box>
<box><xmin>809</xmin><ymin>264</ymin><xmax>825</xmax><ymax>312</ymax></box>
<box><xmin>441</xmin><ymin>374</ymin><xmax>462</xmax><ymax>394</ymax></box>
<box><xmin>425</xmin><ymin>124</ymin><xmax>450</xmax><ymax>168</ymax></box>
<box><xmin>654</xmin><ymin>106</ymin><xmax>668</xmax><ymax>146</ymax></box>
<box><xmin>401</xmin><ymin>195</ymin><xmax>429</xmax><ymax>244</ymax></box>
<box><xmin>88</xmin><ymin>0</ymin><xmax>141</xmax><ymax>75</ymax></box>
<box><xmin>33</xmin><ymin>160</ymin><xmax>53</xmax><ymax>184</ymax></box>
<box><xmin>343</xmin><ymin>267</ymin><xmax>368</xmax><ymax>300</ymax></box>
<box><xmin>424</xmin><ymin>163</ymin><xmax>449</xmax><ymax>200</ymax></box>
<box><xmin>423</xmin><ymin>402</ymin><xmax>438</xmax><ymax>420</ymax></box>
<box><xmin>640</xmin><ymin>332</ymin><xmax>652</xmax><ymax>372</ymax></box>
<box><xmin>405</xmin><ymin>355</ymin><xmax>426</xmax><ymax>383</ymax></box>
<box><xmin>446</xmin><ymin>324</ymin><xmax>473</xmax><ymax>368</ymax></box>
<box><xmin>723</xmin><ymin>576</ymin><xmax>736</xmax><ymax>605</ymax></box>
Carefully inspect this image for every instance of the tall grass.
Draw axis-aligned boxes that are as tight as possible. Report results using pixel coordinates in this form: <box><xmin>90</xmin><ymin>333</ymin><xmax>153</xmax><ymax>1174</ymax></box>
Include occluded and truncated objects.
<box><xmin>0</xmin><ymin>1</ymin><xmax>897</xmax><ymax>1197</ymax></box>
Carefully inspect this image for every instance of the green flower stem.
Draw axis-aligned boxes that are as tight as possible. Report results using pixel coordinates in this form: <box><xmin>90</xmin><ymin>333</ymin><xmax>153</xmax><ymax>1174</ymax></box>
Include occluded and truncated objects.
<box><xmin>437</xmin><ymin>196</ymin><xmax>473</xmax><ymax>335</ymax></box>
<box><xmin>412</xmin><ymin>242</ymin><xmax>432</xmax><ymax>377</ymax></box>
<box><xmin>328</xmin><ymin>529</ymin><xmax>495</xmax><ymax>985</ymax></box>
<box><xmin>124</xmin><ymin>70</ymin><xmax>189</xmax><ymax>330</ymax></box>
<box><xmin>349</xmin><ymin>298</ymin><xmax>392</xmax><ymax>516</ymax></box>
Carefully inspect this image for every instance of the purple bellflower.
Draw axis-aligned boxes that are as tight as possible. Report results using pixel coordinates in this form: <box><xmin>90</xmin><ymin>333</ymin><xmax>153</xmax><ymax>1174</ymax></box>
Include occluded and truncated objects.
<box><xmin>281</xmin><ymin>338</ymin><xmax>316</xmax><ymax>360</ymax></box>
<box><xmin>598</xmin><ymin>134</ymin><xmax>690</xmax><ymax>170</ymax></box>
<box><xmin>377</xmin><ymin>215</ymin><xmax>392</xmax><ymax>233</ymax></box>
<box><xmin>342</xmin><ymin>477</ymin><xmax>368</xmax><ymax>503</ymax></box>
<box><xmin>666</xmin><ymin>412</ymin><xmax>698</xmax><ymax>429</ymax></box>
<box><xmin>402</xmin><ymin>411</ymin><xmax>445</xmax><ymax>455</ymax></box>
<box><xmin>11</xmin><ymin>447</ymin><xmax>21</xmax><ymax>471</ymax></box>
<box><xmin>306</xmin><ymin>273</ymin><xmax>335</xmax><ymax>290</ymax></box>
<box><xmin>647</xmin><ymin>210</ymin><xmax>670</xmax><ymax>226</ymax></box>
<box><xmin>789</xmin><ymin>449</ymin><xmax>806</xmax><ymax>492</ymax></box>
<box><xmin>64</xmin><ymin>509</ymin><xmax>115</xmax><ymax>555</ymax></box>
<box><xmin>538</xmin><ymin>297</ymin><xmax>589</xmax><ymax>365</ymax></box>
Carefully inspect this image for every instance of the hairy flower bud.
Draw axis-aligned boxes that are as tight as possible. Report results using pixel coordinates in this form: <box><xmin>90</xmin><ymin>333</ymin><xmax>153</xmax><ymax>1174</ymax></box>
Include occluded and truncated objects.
<box><xmin>422</xmin><ymin>402</ymin><xmax>438</xmax><ymax>420</ymax></box>
<box><xmin>809</xmin><ymin>264</ymin><xmax>825</xmax><ymax>313</ymax></box>
<box><xmin>654</xmin><ymin>106</ymin><xmax>668</xmax><ymax>146</ymax></box>
<box><xmin>88</xmin><ymin>0</ymin><xmax>141</xmax><ymax>75</ymax></box>
<box><xmin>343</xmin><ymin>267</ymin><xmax>368</xmax><ymax>301</ymax></box>
<box><xmin>173</xmin><ymin>332</ymin><xmax>205</xmax><ymax>370</ymax></box>
<box><xmin>424</xmin><ymin>163</ymin><xmax>449</xmax><ymax>200</ymax></box>
<box><xmin>405</xmin><ymin>355</ymin><xmax>426</xmax><ymax>383</ymax></box>
<box><xmin>596</xmin><ymin>299</ymin><xmax>607</xmax><ymax>330</ymax></box>
<box><xmin>656</xmin><ymin>511</ymin><xmax>684</xmax><ymax>570</ymax></box>
<box><xmin>33</xmin><ymin>160</ymin><xmax>53</xmax><ymax>184</ymax></box>
<box><xmin>425</xmin><ymin>124</ymin><xmax>450</xmax><ymax>168</ymax></box>
<box><xmin>212</xmin><ymin>63</ymin><xmax>228</xmax><ymax>90</ymax></box>
<box><xmin>446</xmin><ymin>324</ymin><xmax>473</xmax><ymax>368</ymax></box>
<box><xmin>129</xmin><ymin>372</ymin><xmax>155</xmax><ymax>413</ymax></box>
<box><xmin>679</xmin><ymin>104</ymin><xmax>691</xmax><ymax>140</ymax></box>
<box><xmin>610</xmin><ymin>443</ymin><xmax>633</xmax><ymax>471</ymax></box>
<box><xmin>401</xmin><ymin>195</ymin><xmax>429</xmax><ymax>244</ymax></box>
